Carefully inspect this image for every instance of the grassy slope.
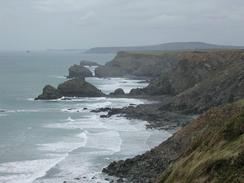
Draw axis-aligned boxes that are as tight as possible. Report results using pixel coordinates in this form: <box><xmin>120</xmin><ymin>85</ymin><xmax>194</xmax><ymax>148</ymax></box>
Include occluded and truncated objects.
<box><xmin>157</xmin><ymin>101</ymin><xmax>244</xmax><ymax>183</ymax></box>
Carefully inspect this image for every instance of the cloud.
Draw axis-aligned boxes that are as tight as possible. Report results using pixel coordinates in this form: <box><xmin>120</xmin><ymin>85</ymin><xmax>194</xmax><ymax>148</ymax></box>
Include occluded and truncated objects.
<box><xmin>0</xmin><ymin>0</ymin><xmax>244</xmax><ymax>49</ymax></box>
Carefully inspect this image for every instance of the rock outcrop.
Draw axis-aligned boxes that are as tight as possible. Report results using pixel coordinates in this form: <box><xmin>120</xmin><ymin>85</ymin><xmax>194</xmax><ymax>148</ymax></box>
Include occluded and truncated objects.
<box><xmin>68</xmin><ymin>64</ymin><xmax>93</xmax><ymax>79</ymax></box>
<box><xmin>127</xmin><ymin>50</ymin><xmax>244</xmax><ymax>114</ymax></box>
<box><xmin>95</xmin><ymin>51</ymin><xmax>180</xmax><ymax>78</ymax></box>
<box><xmin>161</xmin><ymin>55</ymin><xmax>244</xmax><ymax>114</ymax></box>
<box><xmin>57</xmin><ymin>79</ymin><xmax>104</xmax><ymax>97</ymax></box>
<box><xmin>35</xmin><ymin>79</ymin><xmax>105</xmax><ymax>100</ymax></box>
<box><xmin>129</xmin><ymin>50</ymin><xmax>244</xmax><ymax>96</ymax></box>
<box><xmin>109</xmin><ymin>88</ymin><xmax>125</xmax><ymax>96</ymax></box>
<box><xmin>35</xmin><ymin>85</ymin><xmax>62</xmax><ymax>100</ymax></box>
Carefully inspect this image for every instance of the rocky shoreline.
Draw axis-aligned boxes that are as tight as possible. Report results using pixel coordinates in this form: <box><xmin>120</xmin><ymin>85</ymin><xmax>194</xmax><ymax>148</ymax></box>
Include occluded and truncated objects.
<box><xmin>35</xmin><ymin>49</ymin><xmax>244</xmax><ymax>183</ymax></box>
<box><xmin>91</xmin><ymin>102</ymin><xmax>194</xmax><ymax>130</ymax></box>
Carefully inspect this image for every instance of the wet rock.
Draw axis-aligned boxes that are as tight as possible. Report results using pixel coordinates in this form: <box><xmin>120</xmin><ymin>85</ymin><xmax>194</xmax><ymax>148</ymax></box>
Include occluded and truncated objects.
<box><xmin>57</xmin><ymin>79</ymin><xmax>105</xmax><ymax>97</ymax></box>
<box><xmin>35</xmin><ymin>85</ymin><xmax>62</xmax><ymax>100</ymax></box>
<box><xmin>36</xmin><ymin>79</ymin><xmax>105</xmax><ymax>100</ymax></box>
<box><xmin>109</xmin><ymin>88</ymin><xmax>125</xmax><ymax>96</ymax></box>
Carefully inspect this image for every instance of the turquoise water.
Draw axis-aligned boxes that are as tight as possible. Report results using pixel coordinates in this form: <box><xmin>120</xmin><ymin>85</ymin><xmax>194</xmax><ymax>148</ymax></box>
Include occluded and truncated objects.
<box><xmin>0</xmin><ymin>51</ymin><xmax>171</xmax><ymax>183</ymax></box>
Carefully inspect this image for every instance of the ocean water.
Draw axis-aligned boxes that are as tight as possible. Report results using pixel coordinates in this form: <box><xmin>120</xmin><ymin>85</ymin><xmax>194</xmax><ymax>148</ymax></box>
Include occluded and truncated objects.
<box><xmin>0</xmin><ymin>51</ymin><xmax>171</xmax><ymax>183</ymax></box>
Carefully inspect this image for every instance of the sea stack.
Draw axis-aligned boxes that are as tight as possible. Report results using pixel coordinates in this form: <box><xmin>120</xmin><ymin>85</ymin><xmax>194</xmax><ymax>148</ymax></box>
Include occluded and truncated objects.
<box><xmin>68</xmin><ymin>64</ymin><xmax>93</xmax><ymax>79</ymax></box>
<box><xmin>35</xmin><ymin>79</ymin><xmax>105</xmax><ymax>100</ymax></box>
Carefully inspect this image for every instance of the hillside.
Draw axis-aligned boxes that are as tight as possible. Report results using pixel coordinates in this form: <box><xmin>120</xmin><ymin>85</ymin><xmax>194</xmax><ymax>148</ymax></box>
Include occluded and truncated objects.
<box><xmin>104</xmin><ymin>101</ymin><xmax>244</xmax><ymax>183</ymax></box>
<box><xmin>86</xmin><ymin>42</ymin><xmax>244</xmax><ymax>54</ymax></box>
<box><xmin>157</xmin><ymin>101</ymin><xmax>244</xmax><ymax>183</ymax></box>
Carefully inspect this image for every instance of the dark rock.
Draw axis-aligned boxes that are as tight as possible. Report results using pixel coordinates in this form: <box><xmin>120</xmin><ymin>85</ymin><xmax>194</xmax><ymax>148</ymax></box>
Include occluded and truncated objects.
<box><xmin>91</xmin><ymin>107</ymin><xmax>111</xmax><ymax>113</ymax></box>
<box><xmin>57</xmin><ymin>79</ymin><xmax>105</xmax><ymax>97</ymax></box>
<box><xmin>109</xmin><ymin>88</ymin><xmax>125</xmax><ymax>96</ymax></box>
<box><xmin>100</xmin><ymin>115</ymin><xmax>108</xmax><ymax>118</ymax></box>
<box><xmin>83</xmin><ymin>107</ymin><xmax>88</xmax><ymax>110</ymax></box>
<box><xmin>129</xmin><ymin>88</ymin><xmax>145</xmax><ymax>96</ymax></box>
<box><xmin>68</xmin><ymin>64</ymin><xmax>93</xmax><ymax>79</ymax></box>
<box><xmin>35</xmin><ymin>85</ymin><xmax>62</xmax><ymax>100</ymax></box>
<box><xmin>36</xmin><ymin>79</ymin><xmax>105</xmax><ymax>100</ymax></box>
<box><xmin>117</xmin><ymin>178</ymin><xmax>124</xmax><ymax>183</ymax></box>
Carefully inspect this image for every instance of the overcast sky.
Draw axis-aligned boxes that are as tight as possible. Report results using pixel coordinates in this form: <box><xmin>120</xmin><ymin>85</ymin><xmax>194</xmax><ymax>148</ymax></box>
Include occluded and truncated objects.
<box><xmin>0</xmin><ymin>0</ymin><xmax>244</xmax><ymax>50</ymax></box>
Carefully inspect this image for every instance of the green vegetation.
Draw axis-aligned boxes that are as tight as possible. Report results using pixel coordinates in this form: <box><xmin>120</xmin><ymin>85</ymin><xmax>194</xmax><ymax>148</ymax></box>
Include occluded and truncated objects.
<box><xmin>157</xmin><ymin>103</ymin><xmax>244</xmax><ymax>183</ymax></box>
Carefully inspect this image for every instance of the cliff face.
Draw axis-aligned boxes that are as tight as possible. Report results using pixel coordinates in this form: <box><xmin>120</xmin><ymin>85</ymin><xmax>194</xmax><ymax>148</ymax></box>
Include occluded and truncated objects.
<box><xmin>126</xmin><ymin>50</ymin><xmax>244</xmax><ymax>113</ymax></box>
<box><xmin>95</xmin><ymin>51</ymin><xmax>180</xmax><ymax>77</ymax></box>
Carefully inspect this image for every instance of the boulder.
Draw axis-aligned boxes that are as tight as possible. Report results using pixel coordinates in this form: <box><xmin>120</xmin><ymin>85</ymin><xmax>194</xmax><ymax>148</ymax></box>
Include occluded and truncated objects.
<box><xmin>109</xmin><ymin>88</ymin><xmax>125</xmax><ymax>96</ymax></box>
<box><xmin>57</xmin><ymin>79</ymin><xmax>105</xmax><ymax>97</ymax></box>
<box><xmin>68</xmin><ymin>64</ymin><xmax>93</xmax><ymax>79</ymax></box>
<box><xmin>35</xmin><ymin>85</ymin><xmax>62</xmax><ymax>100</ymax></box>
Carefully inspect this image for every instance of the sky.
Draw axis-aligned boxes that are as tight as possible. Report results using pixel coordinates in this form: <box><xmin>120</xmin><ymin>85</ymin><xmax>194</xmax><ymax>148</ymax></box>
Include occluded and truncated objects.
<box><xmin>0</xmin><ymin>0</ymin><xmax>244</xmax><ymax>50</ymax></box>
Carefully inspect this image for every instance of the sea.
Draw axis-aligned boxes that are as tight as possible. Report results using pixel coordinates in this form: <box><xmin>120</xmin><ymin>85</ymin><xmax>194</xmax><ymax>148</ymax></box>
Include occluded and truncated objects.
<box><xmin>0</xmin><ymin>50</ymin><xmax>171</xmax><ymax>183</ymax></box>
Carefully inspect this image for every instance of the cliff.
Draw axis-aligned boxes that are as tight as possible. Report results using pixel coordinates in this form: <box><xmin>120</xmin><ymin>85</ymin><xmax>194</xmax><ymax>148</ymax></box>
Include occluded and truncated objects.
<box><xmin>95</xmin><ymin>51</ymin><xmax>181</xmax><ymax>77</ymax></box>
<box><xmin>125</xmin><ymin>50</ymin><xmax>244</xmax><ymax>113</ymax></box>
<box><xmin>104</xmin><ymin>101</ymin><xmax>244</xmax><ymax>183</ymax></box>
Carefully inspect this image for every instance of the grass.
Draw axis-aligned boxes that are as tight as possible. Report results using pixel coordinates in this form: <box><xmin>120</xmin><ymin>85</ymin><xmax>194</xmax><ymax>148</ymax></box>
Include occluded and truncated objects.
<box><xmin>157</xmin><ymin>102</ymin><xmax>244</xmax><ymax>183</ymax></box>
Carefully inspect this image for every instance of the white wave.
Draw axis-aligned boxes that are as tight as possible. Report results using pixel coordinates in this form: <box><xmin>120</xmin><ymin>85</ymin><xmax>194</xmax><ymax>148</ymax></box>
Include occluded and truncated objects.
<box><xmin>84</xmin><ymin>66</ymin><xmax>97</xmax><ymax>76</ymax></box>
<box><xmin>27</xmin><ymin>98</ymin><xmax>35</xmax><ymax>101</ymax></box>
<box><xmin>16</xmin><ymin>109</ymin><xmax>40</xmax><ymax>113</ymax></box>
<box><xmin>86</xmin><ymin>77</ymin><xmax>149</xmax><ymax>94</ymax></box>
<box><xmin>66</xmin><ymin>116</ymin><xmax>75</xmax><ymax>122</ymax></box>
<box><xmin>85</xmin><ymin>130</ymin><xmax>122</xmax><ymax>153</ymax></box>
<box><xmin>0</xmin><ymin>158</ymin><xmax>64</xmax><ymax>183</ymax></box>
<box><xmin>45</xmin><ymin>115</ymin><xmax>104</xmax><ymax>130</ymax></box>
<box><xmin>50</xmin><ymin>75</ymin><xmax>66</xmax><ymax>79</ymax></box>
<box><xmin>38</xmin><ymin>141</ymin><xmax>87</xmax><ymax>154</ymax></box>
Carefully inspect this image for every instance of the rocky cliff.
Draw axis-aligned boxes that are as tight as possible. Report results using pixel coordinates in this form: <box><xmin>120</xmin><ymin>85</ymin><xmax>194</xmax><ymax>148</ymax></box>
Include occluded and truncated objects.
<box><xmin>127</xmin><ymin>50</ymin><xmax>244</xmax><ymax>113</ymax></box>
<box><xmin>104</xmin><ymin>101</ymin><xmax>244</xmax><ymax>183</ymax></box>
<box><xmin>95</xmin><ymin>51</ymin><xmax>180</xmax><ymax>78</ymax></box>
